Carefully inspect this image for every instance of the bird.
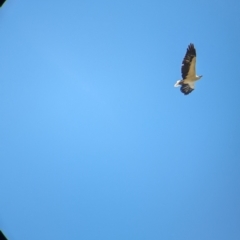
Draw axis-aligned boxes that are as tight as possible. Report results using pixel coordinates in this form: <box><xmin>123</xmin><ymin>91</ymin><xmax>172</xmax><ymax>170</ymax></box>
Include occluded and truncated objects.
<box><xmin>174</xmin><ymin>43</ymin><xmax>202</xmax><ymax>95</ymax></box>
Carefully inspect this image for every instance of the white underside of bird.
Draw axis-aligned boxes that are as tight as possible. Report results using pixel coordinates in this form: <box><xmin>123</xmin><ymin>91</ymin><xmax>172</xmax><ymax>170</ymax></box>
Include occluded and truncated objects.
<box><xmin>174</xmin><ymin>76</ymin><xmax>201</xmax><ymax>88</ymax></box>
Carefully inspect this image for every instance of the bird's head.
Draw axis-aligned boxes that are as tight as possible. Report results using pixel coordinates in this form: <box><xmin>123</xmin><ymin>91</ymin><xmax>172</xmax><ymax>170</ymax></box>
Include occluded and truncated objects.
<box><xmin>199</xmin><ymin>75</ymin><xmax>203</xmax><ymax>79</ymax></box>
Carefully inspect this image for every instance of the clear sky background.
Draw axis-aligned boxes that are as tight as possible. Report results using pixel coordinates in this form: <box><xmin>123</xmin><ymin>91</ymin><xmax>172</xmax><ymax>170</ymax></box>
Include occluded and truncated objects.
<box><xmin>1</xmin><ymin>0</ymin><xmax>240</xmax><ymax>239</ymax></box>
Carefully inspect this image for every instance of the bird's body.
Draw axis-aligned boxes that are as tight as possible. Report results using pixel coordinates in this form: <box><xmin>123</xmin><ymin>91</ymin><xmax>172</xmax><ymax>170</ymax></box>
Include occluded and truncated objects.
<box><xmin>174</xmin><ymin>43</ymin><xmax>202</xmax><ymax>95</ymax></box>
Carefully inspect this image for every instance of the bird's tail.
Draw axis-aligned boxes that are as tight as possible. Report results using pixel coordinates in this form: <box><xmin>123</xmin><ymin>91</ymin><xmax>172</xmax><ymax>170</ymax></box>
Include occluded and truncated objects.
<box><xmin>174</xmin><ymin>80</ymin><xmax>182</xmax><ymax>87</ymax></box>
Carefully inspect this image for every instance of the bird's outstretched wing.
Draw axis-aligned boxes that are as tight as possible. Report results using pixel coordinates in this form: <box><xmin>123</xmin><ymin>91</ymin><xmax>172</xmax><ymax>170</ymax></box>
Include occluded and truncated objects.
<box><xmin>181</xmin><ymin>43</ymin><xmax>196</xmax><ymax>79</ymax></box>
<box><xmin>180</xmin><ymin>83</ymin><xmax>194</xmax><ymax>95</ymax></box>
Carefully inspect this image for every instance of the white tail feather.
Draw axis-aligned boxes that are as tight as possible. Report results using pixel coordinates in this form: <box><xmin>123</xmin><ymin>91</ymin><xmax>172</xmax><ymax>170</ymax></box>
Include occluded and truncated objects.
<box><xmin>174</xmin><ymin>80</ymin><xmax>181</xmax><ymax>87</ymax></box>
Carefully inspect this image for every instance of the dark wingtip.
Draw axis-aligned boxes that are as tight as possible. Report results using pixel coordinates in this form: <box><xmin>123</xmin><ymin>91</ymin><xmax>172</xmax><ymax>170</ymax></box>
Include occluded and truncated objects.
<box><xmin>188</xmin><ymin>43</ymin><xmax>195</xmax><ymax>50</ymax></box>
<box><xmin>185</xmin><ymin>43</ymin><xmax>196</xmax><ymax>57</ymax></box>
<box><xmin>180</xmin><ymin>84</ymin><xmax>194</xmax><ymax>95</ymax></box>
<box><xmin>0</xmin><ymin>0</ymin><xmax>6</xmax><ymax>7</ymax></box>
<box><xmin>0</xmin><ymin>231</ymin><xmax>8</xmax><ymax>240</ymax></box>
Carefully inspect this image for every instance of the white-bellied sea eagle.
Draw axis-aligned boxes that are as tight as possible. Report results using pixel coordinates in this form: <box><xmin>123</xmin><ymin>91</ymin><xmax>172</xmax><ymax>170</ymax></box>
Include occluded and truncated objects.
<box><xmin>174</xmin><ymin>43</ymin><xmax>202</xmax><ymax>95</ymax></box>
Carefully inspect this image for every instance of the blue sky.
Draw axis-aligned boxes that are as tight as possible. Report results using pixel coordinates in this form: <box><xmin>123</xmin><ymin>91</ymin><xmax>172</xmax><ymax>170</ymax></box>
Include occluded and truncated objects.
<box><xmin>1</xmin><ymin>0</ymin><xmax>240</xmax><ymax>239</ymax></box>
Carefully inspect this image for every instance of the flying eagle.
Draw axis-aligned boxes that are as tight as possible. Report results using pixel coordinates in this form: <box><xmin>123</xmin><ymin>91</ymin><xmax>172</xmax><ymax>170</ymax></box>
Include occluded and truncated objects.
<box><xmin>174</xmin><ymin>43</ymin><xmax>202</xmax><ymax>95</ymax></box>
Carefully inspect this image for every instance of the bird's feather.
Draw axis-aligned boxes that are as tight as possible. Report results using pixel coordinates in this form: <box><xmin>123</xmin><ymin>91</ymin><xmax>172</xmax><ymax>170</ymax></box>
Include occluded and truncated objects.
<box><xmin>180</xmin><ymin>83</ymin><xmax>194</xmax><ymax>95</ymax></box>
<box><xmin>181</xmin><ymin>44</ymin><xmax>196</xmax><ymax>80</ymax></box>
